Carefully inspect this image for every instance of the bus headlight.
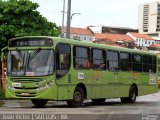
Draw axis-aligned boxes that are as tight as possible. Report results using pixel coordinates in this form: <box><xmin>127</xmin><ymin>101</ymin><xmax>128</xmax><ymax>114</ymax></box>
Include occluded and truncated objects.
<box><xmin>7</xmin><ymin>85</ymin><xmax>16</xmax><ymax>90</ymax></box>
<box><xmin>37</xmin><ymin>80</ymin><xmax>55</xmax><ymax>91</ymax></box>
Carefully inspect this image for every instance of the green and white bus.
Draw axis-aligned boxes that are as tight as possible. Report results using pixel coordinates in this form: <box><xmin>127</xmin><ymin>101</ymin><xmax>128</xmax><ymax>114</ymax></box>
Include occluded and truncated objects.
<box><xmin>3</xmin><ymin>36</ymin><xmax>158</xmax><ymax>107</ymax></box>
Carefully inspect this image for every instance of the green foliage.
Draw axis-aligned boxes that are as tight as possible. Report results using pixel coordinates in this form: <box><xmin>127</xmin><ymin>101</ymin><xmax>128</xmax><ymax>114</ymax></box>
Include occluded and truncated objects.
<box><xmin>0</xmin><ymin>0</ymin><xmax>60</xmax><ymax>50</ymax></box>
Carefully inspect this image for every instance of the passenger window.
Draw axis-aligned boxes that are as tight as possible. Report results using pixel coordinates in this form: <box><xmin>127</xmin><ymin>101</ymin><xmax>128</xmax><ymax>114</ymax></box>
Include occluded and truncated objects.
<box><xmin>143</xmin><ymin>55</ymin><xmax>156</xmax><ymax>73</ymax></box>
<box><xmin>91</xmin><ymin>49</ymin><xmax>106</xmax><ymax>70</ymax></box>
<box><xmin>74</xmin><ymin>46</ymin><xmax>90</xmax><ymax>69</ymax></box>
<box><xmin>107</xmin><ymin>51</ymin><xmax>119</xmax><ymax>71</ymax></box>
<box><xmin>133</xmin><ymin>54</ymin><xmax>142</xmax><ymax>72</ymax></box>
<box><xmin>143</xmin><ymin>55</ymin><xmax>149</xmax><ymax>72</ymax></box>
<box><xmin>56</xmin><ymin>44</ymin><xmax>71</xmax><ymax>78</ymax></box>
<box><xmin>120</xmin><ymin>52</ymin><xmax>132</xmax><ymax>71</ymax></box>
<box><xmin>152</xmin><ymin>56</ymin><xmax>156</xmax><ymax>73</ymax></box>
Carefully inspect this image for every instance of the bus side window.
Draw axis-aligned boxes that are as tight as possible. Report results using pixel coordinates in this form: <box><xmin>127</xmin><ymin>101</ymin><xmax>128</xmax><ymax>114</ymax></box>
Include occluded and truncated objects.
<box><xmin>107</xmin><ymin>51</ymin><xmax>119</xmax><ymax>71</ymax></box>
<box><xmin>142</xmin><ymin>55</ymin><xmax>156</xmax><ymax>73</ymax></box>
<box><xmin>152</xmin><ymin>56</ymin><xmax>156</xmax><ymax>73</ymax></box>
<box><xmin>120</xmin><ymin>52</ymin><xmax>132</xmax><ymax>71</ymax></box>
<box><xmin>56</xmin><ymin>44</ymin><xmax>71</xmax><ymax>79</ymax></box>
<box><xmin>132</xmin><ymin>54</ymin><xmax>142</xmax><ymax>72</ymax></box>
<box><xmin>158</xmin><ymin>65</ymin><xmax>160</xmax><ymax>81</ymax></box>
<box><xmin>73</xmin><ymin>46</ymin><xmax>90</xmax><ymax>69</ymax></box>
<box><xmin>91</xmin><ymin>49</ymin><xmax>106</xmax><ymax>70</ymax></box>
<box><xmin>143</xmin><ymin>55</ymin><xmax>149</xmax><ymax>72</ymax></box>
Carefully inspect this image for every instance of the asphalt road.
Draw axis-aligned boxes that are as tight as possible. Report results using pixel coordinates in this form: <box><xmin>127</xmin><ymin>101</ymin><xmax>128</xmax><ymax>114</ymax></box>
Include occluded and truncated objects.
<box><xmin>0</xmin><ymin>93</ymin><xmax>160</xmax><ymax>120</ymax></box>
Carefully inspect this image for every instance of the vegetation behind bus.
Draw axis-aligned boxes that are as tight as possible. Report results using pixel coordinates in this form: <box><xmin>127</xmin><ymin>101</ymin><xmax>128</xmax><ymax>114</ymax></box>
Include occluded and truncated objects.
<box><xmin>0</xmin><ymin>0</ymin><xmax>60</xmax><ymax>51</ymax></box>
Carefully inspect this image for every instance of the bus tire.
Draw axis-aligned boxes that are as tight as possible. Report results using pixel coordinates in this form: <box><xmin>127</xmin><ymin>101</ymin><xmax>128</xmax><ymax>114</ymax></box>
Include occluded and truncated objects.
<box><xmin>31</xmin><ymin>99</ymin><xmax>48</xmax><ymax>107</ymax></box>
<box><xmin>120</xmin><ymin>97</ymin><xmax>129</xmax><ymax>103</ymax></box>
<box><xmin>67</xmin><ymin>87</ymin><xmax>84</xmax><ymax>107</ymax></box>
<box><xmin>121</xmin><ymin>86</ymin><xmax>137</xmax><ymax>103</ymax></box>
<box><xmin>92</xmin><ymin>98</ymin><xmax>106</xmax><ymax>104</ymax></box>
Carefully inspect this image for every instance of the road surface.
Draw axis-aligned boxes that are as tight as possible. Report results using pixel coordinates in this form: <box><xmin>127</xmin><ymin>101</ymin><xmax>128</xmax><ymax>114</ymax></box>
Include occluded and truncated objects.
<box><xmin>0</xmin><ymin>93</ymin><xmax>160</xmax><ymax>120</ymax></box>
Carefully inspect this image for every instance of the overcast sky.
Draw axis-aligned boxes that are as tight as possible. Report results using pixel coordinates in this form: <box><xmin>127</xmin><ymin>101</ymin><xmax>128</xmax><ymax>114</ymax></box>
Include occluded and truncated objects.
<box><xmin>32</xmin><ymin>0</ymin><xmax>158</xmax><ymax>29</ymax></box>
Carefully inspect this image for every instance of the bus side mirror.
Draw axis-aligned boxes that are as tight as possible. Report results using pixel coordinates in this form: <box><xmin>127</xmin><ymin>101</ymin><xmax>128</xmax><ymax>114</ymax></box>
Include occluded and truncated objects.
<box><xmin>1</xmin><ymin>46</ymin><xmax>8</xmax><ymax>63</ymax></box>
<box><xmin>1</xmin><ymin>52</ymin><xmax>7</xmax><ymax>63</ymax></box>
<box><xmin>60</xmin><ymin>54</ymin><xmax>64</xmax><ymax>65</ymax></box>
<box><xmin>1</xmin><ymin>52</ymin><xmax>4</xmax><ymax>62</ymax></box>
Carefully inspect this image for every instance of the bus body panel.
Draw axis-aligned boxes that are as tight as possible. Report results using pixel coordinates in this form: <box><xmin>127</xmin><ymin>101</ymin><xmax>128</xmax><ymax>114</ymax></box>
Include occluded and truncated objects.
<box><xmin>3</xmin><ymin>37</ymin><xmax>158</xmax><ymax>102</ymax></box>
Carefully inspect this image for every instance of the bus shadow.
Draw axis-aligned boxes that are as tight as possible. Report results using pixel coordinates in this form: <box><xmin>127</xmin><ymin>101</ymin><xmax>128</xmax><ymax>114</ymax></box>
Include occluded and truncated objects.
<box><xmin>3</xmin><ymin>100</ymin><xmax>159</xmax><ymax>108</ymax></box>
<box><xmin>47</xmin><ymin>101</ymin><xmax>160</xmax><ymax>108</ymax></box>
<box><xmin>39</xmin><ymin>101</ymin><xmax>146</xmax><ymax>108</ymax></box>
<box><xmin>29</xmin><ymin>101</ymin><xmax>123</xmax><ymax>108</ymax></box>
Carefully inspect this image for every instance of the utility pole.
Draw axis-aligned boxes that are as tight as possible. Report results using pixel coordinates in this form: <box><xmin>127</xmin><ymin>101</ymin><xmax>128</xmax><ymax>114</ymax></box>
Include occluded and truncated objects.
<box><xmin>66</xmin><ymin>0</ymin><xmax>71</xmax><ymax>39</ymax></box>
<box><xmin>61</xmin><ymin>0</ymin><xmax>65</xmax><ymax>38</ymax></box>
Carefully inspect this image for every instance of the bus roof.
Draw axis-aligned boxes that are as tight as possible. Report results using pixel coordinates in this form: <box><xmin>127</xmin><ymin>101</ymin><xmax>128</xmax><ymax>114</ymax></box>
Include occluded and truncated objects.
<box><xmin>53</xmin><ymin>37</ymin><xmax>156</xmax><ymax>56</ymax></box>
<box><xmin>8</xmin><ymin>36</ymin><xmax>156</xmax><ymax>56</ymax></box>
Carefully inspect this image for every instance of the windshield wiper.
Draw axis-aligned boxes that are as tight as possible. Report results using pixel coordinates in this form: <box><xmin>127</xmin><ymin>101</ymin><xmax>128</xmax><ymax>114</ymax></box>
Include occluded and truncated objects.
<box><xmin>29</xmin><ymin>48</ymin><xmax>41</xmax><ymax>61</ymax></box>
<box><xmin>16</xmin><ymin>48</ymin><xmax>23</xmax><ymax>61</ymax></box>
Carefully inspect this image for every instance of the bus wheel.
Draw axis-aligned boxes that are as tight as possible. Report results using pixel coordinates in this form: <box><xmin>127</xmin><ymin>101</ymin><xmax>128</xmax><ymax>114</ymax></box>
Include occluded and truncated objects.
<box><xmin>120</xmin><ymin>97</ymin><xmax>128</xmax><ymax>103</ymax></box>
<box><xmin>31</xmin><ymin>99</ymin><xmax>48</xmax><ymax>107</ymax></box>
<box><xmin>92</xmin><ymin>98</ymin><xmax>106</xmax><ymax>104</ymax></box>
<box><xmin>128</xmin><ymin>86</ymin><xmax>137</xmax><ymax>103</ymax></box>
<box><xmin>67</xmin><ymin>87</ymin><xmax>84</xmax><ymax>107</ymax></box>
<box><xmin>121</xmin><ymin>86</ymin><xmax>137</xmax><ymax>103</ymax></box>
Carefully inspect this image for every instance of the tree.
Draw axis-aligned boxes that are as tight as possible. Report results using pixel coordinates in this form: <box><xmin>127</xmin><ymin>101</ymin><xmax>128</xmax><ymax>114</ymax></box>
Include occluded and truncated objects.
<box><xmin>0</xmin><ymin>0</ymin><xmax>60</xmax><ymax>50</ymax></box>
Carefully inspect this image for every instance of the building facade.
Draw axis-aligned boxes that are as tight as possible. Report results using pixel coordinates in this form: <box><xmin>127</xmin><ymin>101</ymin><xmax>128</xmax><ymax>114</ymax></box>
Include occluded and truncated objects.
<box><xmin>127</xmin><ymin>32</ymin><xmax>156</xmax><ymax>47</ymax></box>
<box><xmin>138</xmin><ymin>2</ymin><xmax>160</xmax><ymax>36</ymax></box>
<box><xmin>94</xmin><ymin>33</ymin><xmax>134</xmax><ymax>48</ymax></box>
<box><xmin>63</xmin><ymin>27</ymin><xmax>95</xmax><ymax>42</ymax></box>
<box><xmin>89</xmin><ymin>25</ymin><xmax>138</xmax><ymax>34</ymax></box>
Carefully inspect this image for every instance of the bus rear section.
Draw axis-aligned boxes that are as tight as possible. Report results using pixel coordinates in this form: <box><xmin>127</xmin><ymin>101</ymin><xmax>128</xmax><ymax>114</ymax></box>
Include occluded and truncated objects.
<box><xmin>157</xmin><ymin>55</ymin><xmax>160</xmax><ymax>88</ymax></box>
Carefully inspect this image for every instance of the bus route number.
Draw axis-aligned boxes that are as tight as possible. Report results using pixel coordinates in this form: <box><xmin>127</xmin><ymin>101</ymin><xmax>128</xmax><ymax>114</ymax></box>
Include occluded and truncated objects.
<box><xmin>149</xmin><ymin>74</ymin><xmax>156</xmax><ymax>85</ymax></box>
<box><xmin>78</xmin><ymin>73</ymin><xmax>84</xmax><ymax>80</ymax></box>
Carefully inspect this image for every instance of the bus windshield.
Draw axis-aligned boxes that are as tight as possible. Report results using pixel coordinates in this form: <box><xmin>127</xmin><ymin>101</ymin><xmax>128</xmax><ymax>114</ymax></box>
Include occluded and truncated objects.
<box><xmin>7</xmin><ymin>49</ymin><xmax>54</xmax><ymax>76</ymax></box>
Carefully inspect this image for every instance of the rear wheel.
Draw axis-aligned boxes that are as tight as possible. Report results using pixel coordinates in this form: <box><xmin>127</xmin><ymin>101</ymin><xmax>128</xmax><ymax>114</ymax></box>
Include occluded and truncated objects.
<box><xmin>31</xmin><ymin>99</ymin><xmax>48</xmax><ymax>107</ymax></box>
<box><xmin>92</xmin><ymin>98</ymin><xmax>106</xmax><ymax>104</ymax></box>
<box><xmin>121</xmin><ymin>86</ymin><xmax>137</xmax><ymax>103</ymax></box>
<box><xmin>67</xmin><ymin>87</ymin><xmax>84</xmax><ymax>107</ymax></box>
<box><xmin>120</xmin><ymin>97</ymin><xmax>129</xmax><ymax>103</ymax></box>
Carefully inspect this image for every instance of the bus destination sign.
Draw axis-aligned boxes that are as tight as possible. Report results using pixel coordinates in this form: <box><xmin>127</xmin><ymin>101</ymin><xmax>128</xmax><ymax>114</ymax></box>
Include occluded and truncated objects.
<box><xmin>9</xmin><ymin>38</ymin><xmax>53</xmax><ymax>47</ymax></box>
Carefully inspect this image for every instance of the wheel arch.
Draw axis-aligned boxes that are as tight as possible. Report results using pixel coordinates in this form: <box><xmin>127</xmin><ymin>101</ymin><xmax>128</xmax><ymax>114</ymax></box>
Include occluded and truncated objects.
<box><xmin>76</xmin><ymin>83</ymin><xmax>87</xmax><ymax>99</ymax></box>
<box><xmin>131</xmin><ymin>83</ymin><xmax>138</xmax><ymax>96</ymax></box>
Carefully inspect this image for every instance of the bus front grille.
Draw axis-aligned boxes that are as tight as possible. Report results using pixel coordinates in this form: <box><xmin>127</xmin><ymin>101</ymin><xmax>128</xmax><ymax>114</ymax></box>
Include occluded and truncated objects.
<box><xmin>14</xmin><ymin>87</ymin><xmax>38</xmax><ymax>90</ymax></box>
<box><xmin>11</xmin><ymin>78</ymin><xmax>43</xmax><ymax>83</ymax></box>
<box><xmin>15</xmin><ymin>92</ymin><xmax>36</xmax><ymax>97</ymax></box>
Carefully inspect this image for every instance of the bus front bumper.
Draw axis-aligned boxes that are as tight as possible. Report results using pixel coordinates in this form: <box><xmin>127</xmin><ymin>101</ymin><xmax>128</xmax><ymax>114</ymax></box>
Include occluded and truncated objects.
<box><xmin>4</xmin><ymin>84</ymin><xmax>58</xmax><ymax>100</ymax></box>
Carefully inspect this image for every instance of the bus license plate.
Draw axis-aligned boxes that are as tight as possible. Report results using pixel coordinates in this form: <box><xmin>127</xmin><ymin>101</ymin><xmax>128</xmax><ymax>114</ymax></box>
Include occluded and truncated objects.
<box><xmin>12</xmin><ymin>83</ymin><xmax>21</xmax><ymax>87</ymax></box>
<box><xmin>21</xmin><ymin>93</ymin><xmax>29</xmax><ymax>96</ymax></box>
